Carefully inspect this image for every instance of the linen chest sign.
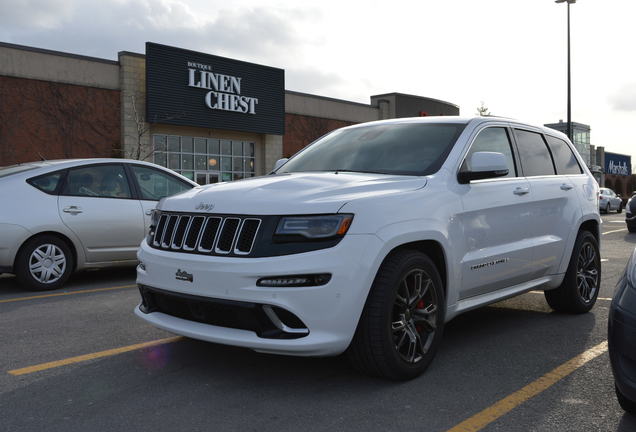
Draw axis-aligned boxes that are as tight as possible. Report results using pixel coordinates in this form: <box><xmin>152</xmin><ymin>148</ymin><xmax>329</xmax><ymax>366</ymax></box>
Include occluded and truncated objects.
<box><xmin>146</xmin><ymin>42</ymin><xmax>284</xmax><ymax>135</ymax></box>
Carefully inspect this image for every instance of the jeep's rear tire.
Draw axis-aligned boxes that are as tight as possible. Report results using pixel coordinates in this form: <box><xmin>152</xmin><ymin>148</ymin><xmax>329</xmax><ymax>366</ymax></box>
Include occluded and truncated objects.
<box><xmin>347</xmin><ymin>250</ymin><xmax>445</xmax><ymax>380</ymax></box>
<box><xmin>544</xmin><ymin>230</ymin><xmax>600</xmax><ymax>313</ymax></box>
<box><xmin>629</xmin><ymin>225</ymin><xmax>636</xmax><ymax>234</ymax></box>
<box><xmin>15</xmin><ymin>235</ymin><xmax>73</xmax><ymax>291</ymax></box>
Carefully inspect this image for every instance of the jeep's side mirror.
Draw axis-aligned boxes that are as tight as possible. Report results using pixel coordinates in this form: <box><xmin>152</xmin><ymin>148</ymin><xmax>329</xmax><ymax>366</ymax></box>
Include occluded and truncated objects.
<box><xmin>273</xmin><ymin>158</ymin><xmax>288</xmax><ymax>172</ymax></box>
<box><xmin>458</xmin><ymin>151</ymin><xmax>509</xmax><ymax>184</ymax></box>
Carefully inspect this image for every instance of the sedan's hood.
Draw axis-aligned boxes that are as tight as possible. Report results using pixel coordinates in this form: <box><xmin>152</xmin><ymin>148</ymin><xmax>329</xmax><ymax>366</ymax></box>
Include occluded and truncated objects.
<box><xmin>161</xmin><ymin>172</ymin><xmax>427</xmax><ymax>215</ymax></box>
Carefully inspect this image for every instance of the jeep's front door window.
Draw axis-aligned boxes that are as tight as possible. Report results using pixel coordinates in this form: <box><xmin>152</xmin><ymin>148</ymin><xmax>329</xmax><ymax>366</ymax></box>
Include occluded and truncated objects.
<box><xmin>463</xmin><ymin>127</ymin><xmax>517</xmax><ymax>178</ymax></box>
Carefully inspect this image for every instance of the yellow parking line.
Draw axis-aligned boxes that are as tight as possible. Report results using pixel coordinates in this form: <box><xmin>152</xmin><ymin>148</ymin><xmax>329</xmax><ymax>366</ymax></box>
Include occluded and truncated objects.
<box><xmin>0</xmin><ymin>284</ymin><xmax>136</xmax><ymax>304</ymax></box>
<box><xmin>602</xmin><ymin>228</ymin><xmax>627</xmax><ymax>235</ymax></box>
<box><xmin>8</xmin><ymin>336</ymin><xmax>182</xmax><ymax>376</ymax></box>
<box><xmin>446</xmin><ymin>340</ymin><xmax>608</xmax><ymax>432</ymax></box>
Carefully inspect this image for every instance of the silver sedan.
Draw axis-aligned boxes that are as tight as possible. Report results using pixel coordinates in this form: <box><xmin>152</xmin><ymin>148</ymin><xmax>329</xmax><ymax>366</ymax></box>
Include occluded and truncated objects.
<box><xmin>0</xmin><ymin>159</ymin><xmax>197</xmax><ymax>290</ymax></box>
<box><xmin>599</xmin><ymin>187</ymin><xmax>623</xmax><ymax>213</ymax></box>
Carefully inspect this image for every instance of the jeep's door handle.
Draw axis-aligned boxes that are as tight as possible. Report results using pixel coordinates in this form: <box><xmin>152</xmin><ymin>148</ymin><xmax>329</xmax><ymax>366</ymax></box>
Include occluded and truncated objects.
<box><xmin>63</xmin><ymin>206</ymin><xmax>83</xmax><ymax>214</ymax></box>
<box><xmin>513</xmin><ymin>187</ymin><xmax>529</xmax><ymax>196</ymax></box>
<box><xmin>560</xmin><ymin>184</ymin><xmax>574</xmax><ymax>191</ymax></box>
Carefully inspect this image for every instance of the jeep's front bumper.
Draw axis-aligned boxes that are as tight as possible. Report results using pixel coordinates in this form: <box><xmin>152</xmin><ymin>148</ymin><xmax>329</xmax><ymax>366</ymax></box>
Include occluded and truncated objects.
<box><xmin>135</xmin><ymin>234</ymin><xmax>383</xmax><ymax>356</ymax></box>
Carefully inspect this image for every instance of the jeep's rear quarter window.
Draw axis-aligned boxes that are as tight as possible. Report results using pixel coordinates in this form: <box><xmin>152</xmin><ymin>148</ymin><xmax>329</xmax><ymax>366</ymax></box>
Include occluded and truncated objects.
<box><xmin>513</xmin><ymin>129</ymin><xmax>556</xmax><ymax>176</ymax></box>
<box><xmin>545</xmin><ymin>136</ymin><xmax>583</xmax><ymax>175</ymax></box>
<box><xmin>279</xmin><ymin>122</ymin><xmax>467</xmax><ymax>176</ymax></box>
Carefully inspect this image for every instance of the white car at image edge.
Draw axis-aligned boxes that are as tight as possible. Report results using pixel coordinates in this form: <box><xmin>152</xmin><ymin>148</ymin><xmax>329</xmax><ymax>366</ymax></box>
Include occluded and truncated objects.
<box><xmin>0</xmin><ymin>159</ymin><xmax>197</xmax><ymax>290</ymax></box>
<box><xmin>135</xmin><ymin>116</ymin><xmax>601</xmax><ymax>380</ymax></box>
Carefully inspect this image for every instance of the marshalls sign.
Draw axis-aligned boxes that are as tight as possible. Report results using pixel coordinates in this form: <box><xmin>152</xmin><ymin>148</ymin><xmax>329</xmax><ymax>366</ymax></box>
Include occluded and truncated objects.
<box><xmin>146</xmin><ymin>42</ymin><xmax>284</xmax><ymax>134</ymax></box>
<box><xmin>605</xmin><ymin>152</ymin><xmax>632</xmax><ymax>176</ymax></box>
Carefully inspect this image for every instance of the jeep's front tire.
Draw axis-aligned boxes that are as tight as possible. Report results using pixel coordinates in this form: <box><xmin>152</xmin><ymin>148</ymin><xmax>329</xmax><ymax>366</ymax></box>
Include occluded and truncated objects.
<box><xmin>544</xmin><ymin>230</ymin><xmax>600</xmax><ymax>313</ymax></box>
<box><xmin>347</xmin><ymin>250</ymin><xmax>445</xmax><ymax>380</ymax></box>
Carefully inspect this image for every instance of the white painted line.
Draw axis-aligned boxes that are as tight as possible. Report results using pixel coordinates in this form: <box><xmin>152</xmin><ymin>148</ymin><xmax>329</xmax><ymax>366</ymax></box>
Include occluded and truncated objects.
<box><xmin>601</xmin><ymin>259</ymin><xmax>609</xmax><ymax>262</ymax></box>
<box><xmin>602</xmin><ymin>228</ymin><xmax>628</xmax><ymax>235</ymax></box>
<box><xmin>529</xmin><ymin>290</ymin><xmax>611</xmax><ymax>301</ymax></box>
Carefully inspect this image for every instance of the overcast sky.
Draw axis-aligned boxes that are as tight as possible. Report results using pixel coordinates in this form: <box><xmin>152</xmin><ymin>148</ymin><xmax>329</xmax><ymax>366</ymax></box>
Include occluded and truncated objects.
<box><xmin>1</xmin><ymin>0</ymin><xmax>634</xmax><ymax>158</ymax></box>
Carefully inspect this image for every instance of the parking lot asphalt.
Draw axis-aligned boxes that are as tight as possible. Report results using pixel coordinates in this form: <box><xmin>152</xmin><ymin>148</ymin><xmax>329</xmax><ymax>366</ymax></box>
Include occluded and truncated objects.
<box><xmin>1</xmin><ymin>212</ymin><xmax>635</xmax><ymax>432</ymax></box>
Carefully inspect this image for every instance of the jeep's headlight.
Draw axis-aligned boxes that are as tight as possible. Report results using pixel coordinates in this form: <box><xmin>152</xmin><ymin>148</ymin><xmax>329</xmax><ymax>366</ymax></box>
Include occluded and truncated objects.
<box><xmin>146</xmin><ymin>209</ymin><xmax>162</xmax><ymax>244</ymax></box>
<box><xmin>275</xmin><ymin>214</ymin><xmax>353</xmax><ymax>240</ymax></box>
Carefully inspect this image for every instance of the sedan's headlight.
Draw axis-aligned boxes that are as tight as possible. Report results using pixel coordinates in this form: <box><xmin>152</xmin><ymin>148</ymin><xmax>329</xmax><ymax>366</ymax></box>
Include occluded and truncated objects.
<box><xmin>275</xmin><ymin>214</ymin><xmax>353</xmax><ymax>241</ymax></box>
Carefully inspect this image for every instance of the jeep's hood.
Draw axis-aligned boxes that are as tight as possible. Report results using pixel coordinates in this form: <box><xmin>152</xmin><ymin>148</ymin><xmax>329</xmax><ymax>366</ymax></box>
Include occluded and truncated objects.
<box><xmin>161</xmin><ymin>172</ymin><xmax>427</xmax><ymax>215</ymax></box>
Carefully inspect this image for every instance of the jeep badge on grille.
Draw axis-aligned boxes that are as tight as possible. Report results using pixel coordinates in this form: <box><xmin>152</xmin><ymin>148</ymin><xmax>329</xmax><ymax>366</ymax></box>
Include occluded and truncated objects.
<box><xmin>195</xmin><ymin>202</ymin><xmax>214</xmax><ymax>211</ymax></box>
<box><xmin>175</xmin><ymin>269</ymin><xmax>194</xmax><ymax>282</ymax></box>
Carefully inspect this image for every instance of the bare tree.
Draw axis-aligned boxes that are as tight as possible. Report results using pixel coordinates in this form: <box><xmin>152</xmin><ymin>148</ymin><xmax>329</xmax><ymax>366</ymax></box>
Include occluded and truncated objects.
<box><xmin>476</xmin><ymin>101</ymin><xmax>491</xmax><ymax>117</ymax></box>
<box><xmin>123</xmin><ymin>94</ymin><xmax>186</xmax><ymax>161</ymax></box>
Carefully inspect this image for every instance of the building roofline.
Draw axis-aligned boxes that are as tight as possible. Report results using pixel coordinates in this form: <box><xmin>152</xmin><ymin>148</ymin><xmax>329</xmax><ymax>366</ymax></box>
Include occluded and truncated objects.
<box><xmin>285</xmin><ymin>89</ymin><xmax>377</xmax><ymax>109</ymax></box>
<box><xmin>370</xmin><ymin>92</ymin><xmax>460</xmax><ymax>109</ymax></box>
<box><xmin>118</xmin><ymin>50</ymin><xmax>145</xmax><ymax>59</ymax></box>
<box><xmin>544</xmin><ymin>121</ymin><xmax>591</xmax><ymax>130</ymax></box>
<box><xmin>0</xmin><ymin>41</ymin><xmax>119</xmax><ymax>65</ymax></box>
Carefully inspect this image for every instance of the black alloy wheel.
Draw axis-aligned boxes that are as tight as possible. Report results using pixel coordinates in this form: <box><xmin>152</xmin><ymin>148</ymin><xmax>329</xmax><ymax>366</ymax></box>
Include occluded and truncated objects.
<box><xmin>545</xmin><ymin>230</ymin><xmax>600</xmax><ymax>313</ymax></box>
<box><xmin>576</xmin><ymin>241</ymin><xmax>599</xmax><ymax>304</ymax></box>
<box><xmin>348</xmin><ymin>250</ymin><xmax>445</xmax><ymax>380</ymax></box>
<box><xmin>392</xmin><ymin>269</ymin><xmax>439</xmax><ymax>364</ymax></box>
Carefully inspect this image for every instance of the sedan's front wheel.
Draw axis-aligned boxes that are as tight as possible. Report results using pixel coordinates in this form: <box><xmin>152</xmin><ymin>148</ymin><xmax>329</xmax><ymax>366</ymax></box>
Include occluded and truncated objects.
<box><xmin>15</xmin><ymin>235</ymin><xmax>73</xmax><ymax>291</ymax></box>
<box><xmin>347</xmin><ymin>250</ymin><xmax>445</xmax><ymax>380</ymax></box>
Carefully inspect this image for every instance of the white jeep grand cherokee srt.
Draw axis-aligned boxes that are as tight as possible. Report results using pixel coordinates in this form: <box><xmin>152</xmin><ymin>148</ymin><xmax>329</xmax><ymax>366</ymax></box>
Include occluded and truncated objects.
<box><xmin>136</xmin><ymin>116</ymin><xmax>601</xmax><ymax>380</ymax></box>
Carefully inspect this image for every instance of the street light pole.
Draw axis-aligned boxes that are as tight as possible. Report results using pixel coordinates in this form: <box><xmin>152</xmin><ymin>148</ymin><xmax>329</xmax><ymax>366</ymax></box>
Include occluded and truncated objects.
<box><xmin>556</xmin><ymin>0</ymin><xmax>576</xmax><ymax>142</ymax></box>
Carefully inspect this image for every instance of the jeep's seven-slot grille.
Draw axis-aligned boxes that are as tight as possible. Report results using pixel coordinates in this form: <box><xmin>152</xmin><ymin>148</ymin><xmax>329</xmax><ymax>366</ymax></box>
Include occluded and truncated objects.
<box><xmin>151</xmin><ymin>213</ymin><xmax>261</xmax><ymax>256</ymax></box>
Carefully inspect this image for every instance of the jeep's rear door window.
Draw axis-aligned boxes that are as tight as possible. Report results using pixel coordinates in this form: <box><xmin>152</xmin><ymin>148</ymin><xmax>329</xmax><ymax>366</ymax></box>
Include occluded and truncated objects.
<box><xmin>545</xmin><ymin>136</ymin><xmax>583</xmax><ymax>175</ymax></box>
<box><xmin>465</xmin><ymin>127</ymin><xmax>516</xmax><ymax>177</ymax></box>
<box><xmin>513</xmin><ymin>129</ymin><xmax>556</xmax><ymax>176</ymax></box>
<box><xmin>278</xmin><ymin>123</ymin><xmax>467</xmax><ymax>176</ymax></box>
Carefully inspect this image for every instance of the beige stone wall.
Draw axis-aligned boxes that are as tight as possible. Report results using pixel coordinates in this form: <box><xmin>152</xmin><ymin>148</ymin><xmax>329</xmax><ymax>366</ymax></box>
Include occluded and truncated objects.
<box><xmin>286</xmin><ymin>91</ymin><xmax>379</xmax><ymax>123</ymax></box>
<box><xmin>263</xmin><ymin>134</ymin><xmax>283</xmax><ymax>174</ymax></box>
<box><xmin>0</xmin><ymin>42</ymin><xmax>119</xmax><ymax>89</ymax></box>
<box><xmin>119</xmin><ymin>52</ymin><xmax>149</xmax><ymax>160</ymax></box>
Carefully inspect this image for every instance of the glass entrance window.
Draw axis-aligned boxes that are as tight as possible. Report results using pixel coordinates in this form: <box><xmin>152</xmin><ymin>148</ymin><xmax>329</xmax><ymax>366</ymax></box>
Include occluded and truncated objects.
<box><xmin>152</xmin><ymin>135</ymin><xmax>255</xmax><ymax>185</ymax></box>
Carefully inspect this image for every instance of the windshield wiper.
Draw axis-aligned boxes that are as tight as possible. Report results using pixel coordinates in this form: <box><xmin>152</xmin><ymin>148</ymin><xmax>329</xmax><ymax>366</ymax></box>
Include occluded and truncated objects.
<box><xmin>333</xmin><ymin>169</ymin><xmax>385</xmax><ymax>174</ymax></box>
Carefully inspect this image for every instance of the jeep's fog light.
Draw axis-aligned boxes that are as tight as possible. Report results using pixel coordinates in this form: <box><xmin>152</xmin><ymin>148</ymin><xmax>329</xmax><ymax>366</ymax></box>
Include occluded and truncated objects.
<box><xmin>257</xmin><ymin>273</ymin><xmax>332</xmax><ymax>287</ymax></box>
<box><xmin>138</xmin><ymin>261</ymin><xmax>146</xmax><ymax>272</ymax></box>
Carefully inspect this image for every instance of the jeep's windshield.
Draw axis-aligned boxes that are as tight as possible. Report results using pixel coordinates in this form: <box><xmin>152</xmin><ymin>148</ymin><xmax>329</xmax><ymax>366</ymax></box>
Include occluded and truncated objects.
<box><xmin>278</xmin><ymin>122</ymin><xmax>467</xmax><ymax>176</ymax></box>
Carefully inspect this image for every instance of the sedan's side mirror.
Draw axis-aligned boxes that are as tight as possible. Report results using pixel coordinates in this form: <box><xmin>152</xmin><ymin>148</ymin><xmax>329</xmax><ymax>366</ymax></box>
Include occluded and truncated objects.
<box><xmin>458</xmin><ymin>151</ymin><xmax>509</xmax><ymax>184</ymax></box>
<box><xmin>272</xmin><ymin>158</ymin><xmax>288</xmax><ymax>172</ymax></box>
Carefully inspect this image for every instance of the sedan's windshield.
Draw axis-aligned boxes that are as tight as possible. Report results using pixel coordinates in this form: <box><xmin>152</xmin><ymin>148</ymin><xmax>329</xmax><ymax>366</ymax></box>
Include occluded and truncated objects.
<box><xmin>279</xmin><ymin>122</ymin><xmax>467</xmax><ymax>176</ymax></box>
